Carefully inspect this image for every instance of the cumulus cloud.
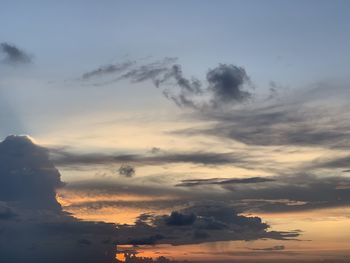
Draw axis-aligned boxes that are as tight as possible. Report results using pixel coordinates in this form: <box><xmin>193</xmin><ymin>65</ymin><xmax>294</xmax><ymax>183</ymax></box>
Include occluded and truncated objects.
<box><xmin>0</xmin><ymin>42</ymin><xmax>32</xmax><ymax>64</ymax></box>
<box><xmin>0</xmin><ymin>135</ymin><xmax>63</xmax><ymax>210</ymax></box>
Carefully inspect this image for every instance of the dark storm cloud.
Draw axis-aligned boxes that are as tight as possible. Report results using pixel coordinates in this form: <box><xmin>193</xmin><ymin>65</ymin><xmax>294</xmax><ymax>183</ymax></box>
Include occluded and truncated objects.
<box><xmin>0</xmin><ymin>42</ymin><xmax>32</xmax><ymax>64</ymax></box>
<box><xmin>176</xmin><ymin>177</ymin><xmax>275</xmax><ymax>187</ymax></box>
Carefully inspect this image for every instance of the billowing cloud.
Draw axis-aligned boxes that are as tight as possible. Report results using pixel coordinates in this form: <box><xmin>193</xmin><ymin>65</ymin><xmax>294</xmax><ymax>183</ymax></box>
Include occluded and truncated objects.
<box><xmin>0</xmin><ymin>42</ymin><xmax>31</xmax><ymax>64</ymax></box>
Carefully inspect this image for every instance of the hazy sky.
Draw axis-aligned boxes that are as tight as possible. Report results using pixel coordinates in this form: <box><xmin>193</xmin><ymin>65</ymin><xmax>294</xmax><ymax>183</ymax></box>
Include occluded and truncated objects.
<box><xmin>1</xmin><ymin>1</ymin><xmax>350</xmax><ymax>263</ymax></box>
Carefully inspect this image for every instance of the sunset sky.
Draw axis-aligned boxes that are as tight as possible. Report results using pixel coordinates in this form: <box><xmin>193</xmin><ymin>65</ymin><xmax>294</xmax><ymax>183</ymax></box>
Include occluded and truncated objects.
<box><xmin>1</xmin><ymin>1</ymin><xmax>350</xmax><ymax>262</ymax></box>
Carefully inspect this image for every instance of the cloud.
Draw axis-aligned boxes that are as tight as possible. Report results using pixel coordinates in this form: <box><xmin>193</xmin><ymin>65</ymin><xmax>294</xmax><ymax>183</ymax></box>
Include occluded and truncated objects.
<box><xmin>173</xmin><ymin>100</ymin><xmax>350</xmax><ymax>148</ymax></box>
<box><xmin>51</xmin><ymin>148</ymin><xmax>252</xmax><ymax>168</ymax></box>
<box><xmin>82</xmin><ymin>58</ymin><xmax>252</xmax><ymax>110</ymax></box>
<box><xmin>164</xmin><ymin>211</ymin><xmax>196</xmax><ymax>226</ymax></box>
<box><xmin>0</xmin><ymin>135</ymin><xmax>300</xmax><ymax>262</ymax></box>
<box><xmin>82</xmin><ymin>61</ymin><xmax>135</xmax><ymax>80</ymax></box>
<box><xmin>118</xmin><ymin>164</ymin><xmax>136</xmax><ymax>177</ymax></box>
<box><xmin>116</xmin><ymin>202</ymin><xmax>298</xmax><ymax>246</ymax></box>
<box><xmin>63</xmin><ymin>172</ymin><xmax>350</xmax><ymax>215</ymax></box>
<box><xmin>207</xmin><ymin>64</ymin><xmax>252</xmax><ymax>107</ymax></box>
<box><xmin>0</xmin><ymin>135</ymin><xmax>63</xmax><ymax>211</ymax></box>
<box><xmin>250</xmin><ymin>245</ymin><xmax>285</xmax><ymax>251</ymax></box>
<box><xmin>0</xmin><ymin>136</ymin><xmax>117</xmax><ymax>263</ymax></box>
<box><xmin>0</xmin><ymin>42</ymin><xmax>31</xmax><ymax>64</ymax></box>
<box><xmin>176</xmin><ymin>177</ymin><xmax>275</xmax><ymax>187</ymax></box>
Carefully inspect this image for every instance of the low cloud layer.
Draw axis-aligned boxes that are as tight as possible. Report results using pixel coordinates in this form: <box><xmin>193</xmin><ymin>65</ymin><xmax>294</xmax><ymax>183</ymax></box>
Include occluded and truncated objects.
<box><xmin>116</xmin><ymin>202</ymin><xmax>298</xmax><ymax>246</ymax></box>
<box><xmin>0</xmin><ymin>136</ymin><xmax>296</xmax><ymax>262</ymax></box>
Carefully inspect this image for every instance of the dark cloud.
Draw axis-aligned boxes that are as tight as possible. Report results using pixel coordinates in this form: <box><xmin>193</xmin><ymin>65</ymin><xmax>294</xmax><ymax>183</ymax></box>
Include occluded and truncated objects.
<box><xmin>82</xmin><ymin>58</ymin><xmax>252</xmax><ymax>110</ymax></box>
<box><xmin>176</xmin><ymin>177</ymin><xmax>275</xmax><ymax>187</ymax></box>
<box><xmin>0</xmin><ymin>135</ymin><xmax>300</xmax><ymax>262</ymax></box>
<box><xmin>207</xmin><ymin>64</ymin><xmax>252</xmax><ymax>107</ymax></box>
<box><xmin>164</xmin><ymin>211</ymin><xmax>196</xmax><ymax>226</ymax></box>
<box><xmin>118</xmin><ymin>164</ymin><xmax>136</xmax><ymax>177</ymax></box>
<box><xmin>0</xmin><ymin>136</ymin><xmax>117</xmax><ymax>263</ymax></box>
<box><xmin>64</xmin><ymin>172</ymin><xmax>350</xmax><ymax>214</ymax></box>
<box><xmin>51</xmin><ymin>148</ymin><xmax>252</xmax><ymax>168</ymax></box>
<box><xmin>0</xmin><ymin>42</ymin><xmax>31</xmax><ymax>64</ymax></box>
<box><xmin>0</xmin><ymin>135</ymin><xmax>63</xmax><ymax>210</ymax></box>
<box><xmin>82</xmin><ymin>61</ymin><xmax>135</xmax><ymax>79</ymax></box>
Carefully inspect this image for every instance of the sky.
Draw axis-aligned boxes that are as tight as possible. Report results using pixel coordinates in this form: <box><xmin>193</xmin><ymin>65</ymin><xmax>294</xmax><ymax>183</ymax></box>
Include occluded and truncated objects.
<box><xmin>1</xmin><ymin>1</ymin><xmax>350</xmax><ymax>262</ymax></box>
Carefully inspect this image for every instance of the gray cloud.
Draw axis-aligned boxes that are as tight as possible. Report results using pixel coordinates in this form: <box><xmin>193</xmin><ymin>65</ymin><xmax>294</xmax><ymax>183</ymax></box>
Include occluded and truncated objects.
<box><xmin>0</xmin><ymin>42</ymin><xmax>31</xmax><ymax>64</ymax></box>
<box><xmin>0</xmin><ymin>136</ymin><xmax>117</xmax><ymax>263</ymax></box>
<box><xmin>116</xmin><ymin>202</ymin><xmax>298</xmax><ymax>246</ymax></box>
<box><xmin>51</xmin><ymin>148</ymin><xmax>252</xmax><ymax>168</ymax></box>
<box><xmin>82</xmin><ymin>61</ymin><xmax>135</xmax><ymax>80</ymax></box>
<box><xmin>82</xmin><ymin>58</ymin><xmax>252</xmax><ymax>110</ymax></box>
<box><xmin>173</xmin><ymin>100</ymin><xmax>350</xmax><ymax>148</ymax></box>
<box><xmin>0</xmin><ymin>135</ymin><xmax>63</xmax><ymax>211</ymax></box>
<box><xmin>118</xmin><ymin>164</ymin><xmax>136</xmax><ymax>177</ymax></box>
<box><xmin>0</xmin><ymin>136</ymin><xmax>299</xmax><ymax>262</ymax></box>
<box><xmin>176</xmin><ymin>177</ymin><xmax>275</xmax><ymax>187</ymax></box>
<box><xmin>207</xmin><ymin>64</ymin><xmax>252</xmax><ymax>107</ymax></box>
<box><xmin>64</xmin><ymin>172</ymin><xmax>350</xmax><ymax>214</ymax></box>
